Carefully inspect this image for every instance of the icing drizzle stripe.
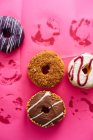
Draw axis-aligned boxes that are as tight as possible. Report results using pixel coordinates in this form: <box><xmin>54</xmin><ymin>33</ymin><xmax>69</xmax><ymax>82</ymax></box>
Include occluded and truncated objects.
<box><xmin>42</xmin><ymin>112</ymin><xmax>64</xmax><ymax>127</ymax></box>
<box><xmin>27</xmin><ymin>91</ymin><xmax>51</xmax><ymax>112</ymax></box>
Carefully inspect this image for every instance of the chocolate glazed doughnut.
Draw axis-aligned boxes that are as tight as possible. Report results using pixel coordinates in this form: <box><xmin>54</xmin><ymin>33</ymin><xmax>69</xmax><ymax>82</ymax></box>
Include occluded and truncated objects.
<box><xmin>28</xmin><ymin>50</ymin><xmax>65</xmax><ymax>88</ymax></box>
<box><xmin>27</xmin><ymin>91</ymin><xmax>66</xmax><ymax>128</ymax></box>
<box><xmin>0</xmin><ymin>16</ymin><xmax>24</xmax><ymax>53</ymax></box>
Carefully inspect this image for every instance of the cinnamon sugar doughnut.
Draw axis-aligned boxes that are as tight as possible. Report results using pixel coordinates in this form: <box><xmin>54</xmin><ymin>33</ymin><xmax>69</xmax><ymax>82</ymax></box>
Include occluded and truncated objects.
<box><xmin>28</xmin><ymin>50</ymin><xmax>65</xmax><ymax>88</ymax></box>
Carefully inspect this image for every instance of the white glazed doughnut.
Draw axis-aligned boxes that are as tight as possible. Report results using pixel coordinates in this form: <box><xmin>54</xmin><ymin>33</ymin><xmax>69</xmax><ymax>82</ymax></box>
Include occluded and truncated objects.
<box><xmin>68</xmin><ymin>53</ymin><xmax>93</xmax><ymax>89</ymax></box>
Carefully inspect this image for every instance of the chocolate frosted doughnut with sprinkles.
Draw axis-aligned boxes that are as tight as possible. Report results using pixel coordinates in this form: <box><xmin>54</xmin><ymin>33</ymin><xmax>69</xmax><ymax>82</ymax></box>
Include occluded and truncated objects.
<box><xmin>27</xmin><ymin>91</ymin><xmax>66</xmax><ymax>128</ymax></box>
<box><xmin>68</xmin><ymin>53</ymin><xmax>93</xmax><ymax>89</ymax></box>
<box><xmin>0</xmin><ymin>16</ymin><xmax>24</xmax><ymax>53</ymax></box>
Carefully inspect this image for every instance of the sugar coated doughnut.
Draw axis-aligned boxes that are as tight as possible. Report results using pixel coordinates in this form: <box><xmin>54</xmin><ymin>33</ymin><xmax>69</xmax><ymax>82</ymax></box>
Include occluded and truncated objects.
<box><xmin>28</xmin><ymin>50</ymin><xmax>65</xmax><ymax>88</ymax></box>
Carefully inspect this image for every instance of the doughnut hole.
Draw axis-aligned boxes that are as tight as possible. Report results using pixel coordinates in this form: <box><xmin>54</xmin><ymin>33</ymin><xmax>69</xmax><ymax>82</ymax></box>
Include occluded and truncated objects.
<box><xmin>2</xmin><ymin>28</ymin><xmax>11</xmax><ymax>38</ymax></box>
<box><xmin>82</xmin><ymin>64</ymin><xmax>91</xmax><ymax>75</ymax></box>
<box><xmin>41</xmin><ymin>64</ymin><xmax>50</xmax><ymax>74</ymax></box>
<box><xmin>41</xmin><ymin>106</ymin><xmax>50</xmax><ymax>113</ymax></box>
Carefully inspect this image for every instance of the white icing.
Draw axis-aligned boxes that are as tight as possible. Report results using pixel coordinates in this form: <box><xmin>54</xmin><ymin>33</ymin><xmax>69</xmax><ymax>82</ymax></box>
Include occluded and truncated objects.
<box><xmin>18</xmin><ymin>28</ymin><xmax>23</xmax><ymax>46</ymax></box>
<box><xmin>42</xmin><ymin>112</ymin><xmax>64</xmax><ymax>127</ymax></box>
<box><xmin>49</xmin><ymin>100</ymin><xmax>62</xmax><ymax>108</ymax></box>
<box><xmin>31</xmin><ymin>112</ymin><xmax>43</xmax><ymax>120</ymax></box>
<box><xmin>6</xmin><ymin>44</ymin><xmax>10</xmax><ymax>53</ymax></box>
<box><xmin>8</xmin><ymin>37</ymin><xmax>15</xmax><ymax>53</ymax></box>
<box><xmin>68</xmin><ymin>53</ymin><xmax>93</xmax><ymax>88</ymax></box>
<box><xmin>3</xmin><ymin>17</ymin><xmax>7</xmax><ymax>28</ymax></box>
<box><xmin>10</xmin><ymin>19</ymin><xmax>14</xmax><ymax>32</ymax></box>
<box><xmin>27</xmin><ymin>91</ymin><xmax>51</xmax><ymax>112</ymax></box>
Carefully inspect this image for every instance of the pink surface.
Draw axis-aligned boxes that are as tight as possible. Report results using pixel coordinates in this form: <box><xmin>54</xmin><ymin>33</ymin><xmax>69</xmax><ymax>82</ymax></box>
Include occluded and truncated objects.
<box><xmin>0</xmin><ymin>0</ymin><xmax>93</xmax><ymax>140</ymax></box>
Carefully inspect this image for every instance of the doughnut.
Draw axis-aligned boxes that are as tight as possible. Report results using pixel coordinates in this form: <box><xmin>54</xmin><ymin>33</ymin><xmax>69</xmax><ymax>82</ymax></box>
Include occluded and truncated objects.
<box><xmin>27</xmin><ymin>91</ymin><xmax>66</xmax><ymax>128</ymax></box>
<box><xmin>68</xmin><ymin>53</ymin><xmax>93</xmax><ymax>89</ymax></box>
<box><xmin>0</xmin><ymin>16</ymin><xmax>24</xmax><ymax>53</ymax></box>
<box><xmin>28</xmin><ymin>50</ymin><xmax>65</xmax><ymax>88</ymax></box>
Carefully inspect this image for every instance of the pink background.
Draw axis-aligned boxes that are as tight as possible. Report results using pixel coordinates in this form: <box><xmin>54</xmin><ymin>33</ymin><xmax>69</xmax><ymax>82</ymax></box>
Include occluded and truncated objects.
<box><xmin>0</xmin><ymin>0</ymin><xmax>93</xmax><ymax>140</ymax></box>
